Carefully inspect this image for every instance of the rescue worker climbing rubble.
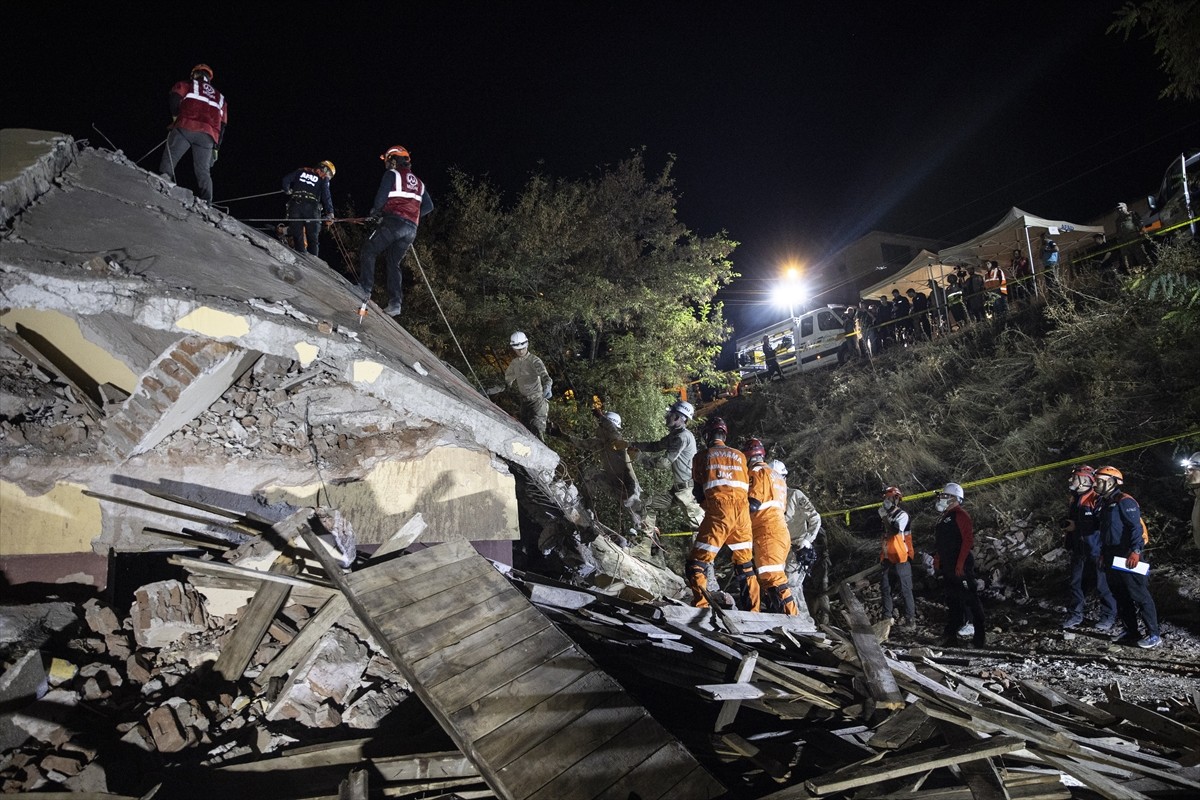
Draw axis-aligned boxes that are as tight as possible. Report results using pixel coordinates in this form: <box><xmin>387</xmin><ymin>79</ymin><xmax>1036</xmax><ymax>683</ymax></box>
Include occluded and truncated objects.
<box><xmin>359</xmin><ymin>145</ymin><xmax>433</xmax><ymax>317</ymax></box>
<box><xmin>774</xmin><ymin>459</ymin><xmax>824</xmax><ymax>618</ymax></box>
<box><xmin>160</xmin><ymin>63</ymin><xmax>227</xmax><ymax>203</ymax></box>
<box><xmin>281</xmin><ymin>160</ymin><xmax>336</xmax><ymax>257</ymax></box>
<box><xmin>745</xmin><ymin>440</ymin><xmax>798</xmax><ymax>615</ymax></box>
<box><xmin>503</xmin><ymin>331</ymin><xmax>552</xmax><ymax>441</ymax></box>
<box><xmin>585</xmin><ymin>408</ymin><xmax>641</xmax><ymax>523</ymax></box>
<box><xmin>687</xmin><ymin>417</ymin><xmax>756</xmax><ymax>610</ymax></box>
<box><xmin>879</xmin><ymin>486</ymin><xmax>915</xmax><ymax>628</ymax></box>
<box><xmin>1095</xmin><ymin>466</ymin><xmax>1161</xmax><ymax>648</ymax></box>
<box><xmin>1060</xmin><ymin>465</ymin><xmax>1116</xmax><ymax>631</ymax></box>
<box><xmin>626</xmin><ymin>401</ymin><xmax>704</xmax><ymax>543</ymax></box>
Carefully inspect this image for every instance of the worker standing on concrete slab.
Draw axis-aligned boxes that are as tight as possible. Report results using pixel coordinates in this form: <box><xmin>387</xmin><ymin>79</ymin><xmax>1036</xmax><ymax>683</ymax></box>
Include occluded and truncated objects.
<box><xmin>626</xmin><ymin>401</ymin><xmax>704</xmax><ymax>544</ymax></box>
<box><xmin>281</xmin><ymin>161</ymin><xmax>336</xmax><ymax>257</ymax></box>
<box><xmin>687</xmin><ymin>417</ymin><xmax>757</xmax><ymax>611</ymax></box>
<box><xmin>745</xmin><ymin>440</ymin><xmax>797</xmax><ymax>615</ymax></box>
<box><xmin>503</xmin><ymin>331</ymin><xmax>552</xmax><ymax>440</ymax></box>
<box><xmin>359</xmin><ymin>146</ymin><xmax>433</xmax><ymax>317</ymax></box>
<box><xmin>160</xmin><ymin>64</ymin><xmax>227</xmax><ymax>203</ymax></box>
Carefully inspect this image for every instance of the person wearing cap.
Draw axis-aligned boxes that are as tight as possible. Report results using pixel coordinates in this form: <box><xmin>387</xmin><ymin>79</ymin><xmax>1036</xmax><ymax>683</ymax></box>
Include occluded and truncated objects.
<box><xmin>932</xmin><ymin>482</ymin><xmax>986</xmax><ymax>647</ymax></box>
<box><xmin>879</xmin><ymin>487</ymin><xmax>915</xmax><ymax>628</ymax></box>
<box><xmin>503</xmin><ymin>331</ymin><xmax>551</xmax><ymax>440</ymax></box>
<box><xmin>359</xmin><ymin>145</ymin><xmax>433</xmax><ymax>316</ymax></box>
<box><xmin>160</xmin><ymin>63</ymin><xmax>227</xmax><ymax>203</ymax></box>
<box><xmin>687</xmin><ymin>417</ymin><xmax>756</xmax><ymax>610</ymax></box>
<box><xmin>1185</xmin><ymin>452</ymin><xmax>1200</xmax><ymax>548</ymax></box>
<box><xmin>1060</xmin><ymin>466</ymin><xmax>1116</xmax><ymax>631</ymax></box>
<box><xmin>1094</xmin><ymin>465</ymin><xmax>1160</xmax><ymax>648</ymax></box>
<box><xmin>281</xmin><ymin>161</ymin><xmax>336</xmax><ymax>257</ymax></box>
<box><xmin>586</xmin><ymin>408</ymin><xmax>641</xmax><ymax>518</ymax></box>
<box><xmin>627</xmin><ymin>401</ymin><xmax>704</xmax><ymax>540</ymax></box>
<box><xmin>745</xmin><ymin>441</ymin><xmax>798</xmax><ymax>615</ymax></box>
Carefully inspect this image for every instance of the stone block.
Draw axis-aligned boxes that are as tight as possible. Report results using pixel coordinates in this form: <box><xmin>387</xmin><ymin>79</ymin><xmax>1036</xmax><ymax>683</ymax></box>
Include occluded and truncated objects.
<box><xmin>129</xmin><ymin>579</ymin><xmax>210</xmax><ymax>648</ymax></box>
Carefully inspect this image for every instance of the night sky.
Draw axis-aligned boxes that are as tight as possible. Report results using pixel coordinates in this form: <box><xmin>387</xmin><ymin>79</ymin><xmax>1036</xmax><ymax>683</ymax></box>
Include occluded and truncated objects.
<box><xmin>5</xmin><ymin>3</ymin><xmax>1197</xmax><ymax>336</ymax></box>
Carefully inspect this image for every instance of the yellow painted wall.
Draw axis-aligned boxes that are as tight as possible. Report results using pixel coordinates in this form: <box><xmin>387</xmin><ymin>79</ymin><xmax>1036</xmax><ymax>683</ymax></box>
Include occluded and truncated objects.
<box><xmin>0</xmin><ymin>480</ymin><xmax>102</xmax><ymax>555</ymax></box>
<box><xmin>263</xmin><ymin>446</ymin><xmax>518</xmax><ymax>543</ymax></box>
<box><xmin>0</xmin><ymin>308</ymin><xmax>137</xmax><ymax>393</ymax></box>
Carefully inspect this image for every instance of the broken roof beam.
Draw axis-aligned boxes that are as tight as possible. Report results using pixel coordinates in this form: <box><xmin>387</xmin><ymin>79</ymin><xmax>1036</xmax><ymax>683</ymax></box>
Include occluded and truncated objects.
<box><xmin>838</xmin><ymin>584</ymin><xmax>904</xmax><ymax>714</ymax></box>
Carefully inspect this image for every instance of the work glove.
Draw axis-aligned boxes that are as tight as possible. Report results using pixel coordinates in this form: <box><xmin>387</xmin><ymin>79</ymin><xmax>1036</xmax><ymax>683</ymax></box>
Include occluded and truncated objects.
<box><xmin>211</xmin><ymin>148</ymin><xmax>219</xmax><ymax>165</ymax></box>
<box><xmin>1125</xmin><ymin>552</ymin><xmax>1140</xmax><ymax>569</ymax></box>
<box><xmin>324</xmin><ymin>214</ymin><xmax>335</xmax><ymax>228</ymax></box>
<box><xmin>368</xmin><ymin>214</ymin><xmax>383</xmax><ymax>225</ymax></box>
<box><xmin>610</xmin><ymin>440</ymin><xmax>629</xmax><ymax>451</ymax></box>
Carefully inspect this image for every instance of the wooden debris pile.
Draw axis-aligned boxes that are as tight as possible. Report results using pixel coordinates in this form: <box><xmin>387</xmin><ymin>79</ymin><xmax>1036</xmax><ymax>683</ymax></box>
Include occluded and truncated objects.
<box><xmin>516</xmin><ymin>572</ymin><xmax>1200</xmax><ymax>799</ymax></box>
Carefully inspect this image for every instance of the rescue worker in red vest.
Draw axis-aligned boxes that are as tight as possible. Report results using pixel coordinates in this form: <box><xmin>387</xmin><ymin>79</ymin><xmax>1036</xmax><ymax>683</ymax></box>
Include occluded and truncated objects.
<box><xmin>281</xmin><ymin>161</ymin><xmax>336</xmax><ymax>257</ymax></box>
<box><xmin>160</xmin><ymin>64</ymin><xmax>227</xmax><ymax>203</ymax></box>
<box><xmin>687</xmin><ymin>417</ymin><xmax>757</xmax><ymax>610</ymax></box>
<box><xmin>1060</xmin><ymin>466</ymin><xmax>1116</xmax><ymax>631</ymax></box>
<box><xmin>933</xmin><ymin>482</ymin><xmax>986</xmax><ymax>648</ymax></box>
<box><xmin>985</xmin><ymin>260</ymin><xmax>1008</xmax><ymax>317</ymax></box>
<box><xmin>359</xmin><ymin>146</ymin><xmax>434</xmax><ymax>316</ymax></box>
<box><xmin>745</xmin><ymin>440</ymin><xmax>798</xmax><ymax>615</ymax></box>
<box><xmin>1094</xmin><ymin>466</ymin><xmax>1161</xmax><ymax>648</ymax></box>
<box><xmin>879</xmin><ymin>486</ymin><xmax>915</xmax><ymax>628</ymax></box>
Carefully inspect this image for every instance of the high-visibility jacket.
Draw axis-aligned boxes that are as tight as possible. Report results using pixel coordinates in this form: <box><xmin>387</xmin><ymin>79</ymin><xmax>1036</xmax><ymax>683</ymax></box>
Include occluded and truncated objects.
<box><xmin>692</xmin><ymin>442</ymin><xmax>751</xmax><ymax>539</ymax></box>
<box><xmin>748</xmin><ymin>463</ymin><xmax>789</xmax><ymax>542</ymax></box>
<box><xmin>381</xmin><ymin>168</ymin><xmax>426</xmax><ymax>224</ymax></box>
<box><xmin>169</xmin><ymin>79</ymin><xmax>227</xmax><ymax>144</ymax></box>
<box><xmin>879</xmin><ymin>505</ymin><xmax>913</xmax><ymax>564</ymax></box>
<box><xmin>985</xmin><ymin>265</ymin><xmax>1008</xmax><ymax>295</ymax></box>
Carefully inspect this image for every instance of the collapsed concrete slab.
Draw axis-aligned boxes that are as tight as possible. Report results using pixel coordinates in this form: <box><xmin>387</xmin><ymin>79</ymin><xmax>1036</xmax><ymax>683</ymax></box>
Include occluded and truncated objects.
<box><xmin>0</xmin><ymin>130</ymin><xmax>558</xmax><ymax>584</ymax></box>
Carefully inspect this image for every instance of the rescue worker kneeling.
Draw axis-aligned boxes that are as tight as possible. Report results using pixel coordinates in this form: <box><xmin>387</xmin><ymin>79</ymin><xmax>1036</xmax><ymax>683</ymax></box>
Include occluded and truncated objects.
<box><xmin>745</xmin><ymin>439</ymin><xmax>798</xmax><ymax>615</ymax></box>
<box><xmin>687</xmin><ymin>417</ymin><xmax>758</xmax><ymax>610</ymax></box>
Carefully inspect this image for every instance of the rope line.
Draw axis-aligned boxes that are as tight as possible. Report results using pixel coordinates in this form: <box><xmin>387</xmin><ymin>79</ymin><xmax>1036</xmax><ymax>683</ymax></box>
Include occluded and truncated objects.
<box><xmin>408</xmin><ymin>248</ymin><xmax>486</xmax><ymax>393</ymax></box>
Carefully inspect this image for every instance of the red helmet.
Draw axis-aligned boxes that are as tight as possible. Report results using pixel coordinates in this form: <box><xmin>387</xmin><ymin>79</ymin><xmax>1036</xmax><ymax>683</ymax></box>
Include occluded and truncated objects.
<box><xmin>882</xmin><ymin>486</ymin><xmax>903</xmax><ymax>503</ymax></box>
<box><xmin>703</xmin><ymin>416</ymin><xmax>728</xmax><ymax>442</ymax></box>
<box><xmin>743</xmin><ymin>438</ymin><xmax>766</xmax><ymax>462</ymax></box>
<box><xmin>191</xmin><ymin>63</ymin><xmax>213</xmax><ymax>81</ymax></box>
<box><xmin>1072</xmin><ymin>465</ymin><xmax>1096</xmax><ymax>480</ymax></box>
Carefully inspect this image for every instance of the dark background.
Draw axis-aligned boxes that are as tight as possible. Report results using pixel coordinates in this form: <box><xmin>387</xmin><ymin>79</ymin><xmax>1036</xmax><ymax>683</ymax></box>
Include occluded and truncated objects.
<box><xmin>5</xmin><ymin>2</ymin><xmax>1197</xmax><ymax>337</ymax></box>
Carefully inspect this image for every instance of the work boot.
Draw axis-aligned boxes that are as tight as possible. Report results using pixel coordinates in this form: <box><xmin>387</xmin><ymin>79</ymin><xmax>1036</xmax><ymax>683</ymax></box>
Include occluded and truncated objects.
<box><xmin>384</xmin><ymin>302</ymin><xmax>402</xmax><ymax>317</ymax></box>
<box><xmin>1060</xmin><ymin>614</ymin><xmax>1083</xmax><ymax>630</ymax></box>
<box><xmin>1095</xmin><ymin>617</ymin><xmax>1116</xmax><ymax>632</ymax></box>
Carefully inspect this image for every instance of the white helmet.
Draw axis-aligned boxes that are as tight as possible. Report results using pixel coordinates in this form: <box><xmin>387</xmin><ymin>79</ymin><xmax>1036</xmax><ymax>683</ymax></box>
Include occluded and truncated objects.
<box><xmin>770</xmin><ymin>459</ymin><xmax>788</xmax><ymax>476</ymax></box>
<box><xmin>668</xmin><ymin>400</ymin><xmax>694</xmax><ymax>420</ymax></box>
<box><xmin>941</xmin><ymin>482</ymin><xmax>964</xmax><ymax>500</ymax></box>
<box><xmin>603</xmin><ymin>411</ymin><xmax>622</xmax><ymax>429</ymax></box>
<box><xmin>509</xmin><ymin>331</ymin><xmax>529</xmax><ymax>349</ymax></box>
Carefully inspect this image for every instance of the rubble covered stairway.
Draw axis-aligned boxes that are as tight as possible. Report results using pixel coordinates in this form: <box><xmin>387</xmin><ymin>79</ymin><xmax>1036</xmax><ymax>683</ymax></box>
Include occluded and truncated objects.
<box><xmin>301</xmin><ymin>522</ymin><xmax>725</xmax><ymax>800</ymax></box>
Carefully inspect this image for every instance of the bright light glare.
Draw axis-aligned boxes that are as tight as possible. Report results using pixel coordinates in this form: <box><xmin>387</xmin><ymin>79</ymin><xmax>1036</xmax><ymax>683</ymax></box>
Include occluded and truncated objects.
<box><xmin>778</xmin><ymin>266</ymin><xmax>805</xmax><ymax>314</ymax></box>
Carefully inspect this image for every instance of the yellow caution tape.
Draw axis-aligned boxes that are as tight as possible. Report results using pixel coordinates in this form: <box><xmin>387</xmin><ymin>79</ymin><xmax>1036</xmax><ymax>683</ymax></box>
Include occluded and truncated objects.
<box><xmin>823</xmin><ymin>428</ymin><xmax>1200</xmax><ymax>524</ymax></box>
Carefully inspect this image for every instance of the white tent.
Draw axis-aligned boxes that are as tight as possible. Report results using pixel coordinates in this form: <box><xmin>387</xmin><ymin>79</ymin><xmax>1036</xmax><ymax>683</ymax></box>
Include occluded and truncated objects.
<box><xmin>859</xmin><ymin>249</ymin><xmax>949</xmax><ymax>301</ymax></box>
<box><xmin>936</xmin><ymin>207</ymin><xmax>1106</xmax><ymax>276</ymax></box>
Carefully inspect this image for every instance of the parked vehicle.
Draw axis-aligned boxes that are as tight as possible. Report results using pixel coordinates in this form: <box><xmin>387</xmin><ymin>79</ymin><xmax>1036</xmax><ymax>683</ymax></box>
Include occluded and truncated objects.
<box><xmin>735</xmin><ymin>305</ymin><xmax>848</xmax><ymax>381</ymax></box>
<box><xmin>1142</xmin><ymin>151</ymin><xmax>1199</xmax><ymax>241</ymax></box>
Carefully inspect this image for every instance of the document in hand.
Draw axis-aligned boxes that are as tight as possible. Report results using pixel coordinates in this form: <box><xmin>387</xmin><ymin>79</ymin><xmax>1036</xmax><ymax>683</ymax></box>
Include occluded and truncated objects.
<box><xmin>1111</xmin><ymin>556</ymin><xmax>1150</xmax><ymax>575</ymax></box>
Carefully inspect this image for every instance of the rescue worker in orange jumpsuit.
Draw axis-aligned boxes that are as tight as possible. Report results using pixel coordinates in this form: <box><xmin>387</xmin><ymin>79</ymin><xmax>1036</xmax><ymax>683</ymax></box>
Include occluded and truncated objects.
<box><xmin>745</xmin><ymin>439</ymin><xmax>798</xmax><ymax>615</ymax></box>
<box><xmin>687</xmin><ymin>417</ymin><xmax>757</xmax><ymax>610</ymax></box>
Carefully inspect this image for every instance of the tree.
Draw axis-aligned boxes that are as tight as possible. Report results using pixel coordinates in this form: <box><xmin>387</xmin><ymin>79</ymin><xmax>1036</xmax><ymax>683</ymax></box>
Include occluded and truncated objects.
<box><xmin>411</xmin><ymin>152</ymin><xmax>738</xmax><ymax>439</ymax></box>
<box><xmin>1109</xmin><ymin>0</ymin><xmax>1200</xmax><ymax>101</ymax></box>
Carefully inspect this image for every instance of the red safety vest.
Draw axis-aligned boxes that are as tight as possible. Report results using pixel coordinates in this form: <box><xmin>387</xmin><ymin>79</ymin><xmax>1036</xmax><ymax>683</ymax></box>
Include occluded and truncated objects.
<box><xmin>382</xmin><ymin>168</ymin><xmax>425</xmax><ymax>224</ymax></box>
<box><xmin>171</xmin><ymin>79</ymin><xmax>227</xmax><ymax>143</ymax></box>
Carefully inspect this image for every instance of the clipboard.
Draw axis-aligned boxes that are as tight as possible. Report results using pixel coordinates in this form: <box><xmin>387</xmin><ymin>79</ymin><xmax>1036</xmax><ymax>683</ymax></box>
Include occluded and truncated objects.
<box><xmin>1110</xmin><ymin>556</ymin><xmax>1149</xmax><ymax>575</ymax></box>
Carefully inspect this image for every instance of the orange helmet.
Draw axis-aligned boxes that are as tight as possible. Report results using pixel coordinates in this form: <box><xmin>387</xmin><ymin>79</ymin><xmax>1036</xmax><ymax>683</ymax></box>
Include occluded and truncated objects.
<box><xmin>191</xmin><ymin>64</ymin><xmax>213</xmax><ymax>81</ymax></box>
<box><xmin>1096</xmin><ymin>466</ymin><xmax>1124</xmax><ymax>483</ymax></box>
<box><xmin>381</xmin><ymin>146</ymin><xmax>411</xmax><ymax>162</ymax></box>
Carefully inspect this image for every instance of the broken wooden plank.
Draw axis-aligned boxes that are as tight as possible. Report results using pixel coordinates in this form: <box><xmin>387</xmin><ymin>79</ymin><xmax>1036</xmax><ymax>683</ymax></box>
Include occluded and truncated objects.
<box><xmin>1030</xmin><ymin>750</ymin><xmax>1146</xmax><ymax>800</ymax></box>
<box><xmin>254</xmin><ymin>593</ymin><xmax>348</xmax><ymax>688</ymax></box>
<box><xmin>806</xmin><ymin>735</ymin><xmax>1024</xmax><ymax>795</ymax></box>
<box><xmin>1096</xmin><ymin>697</ymin><xmax>1200</xmax><ymax>751</ymax></box>
<box><xmin>169</xmin><ymin>555</ymin><xmax>336</xmax><ymax>593</ymax></box>
<box><xmin>718</xmin><ymin>731</ymin><xmax>790</xmax><ymax>782</ymax></box>
<box><xmin>868</xmin><ymin>701</ymin><xmax>936</xmax><ymax>750</ymax></box>
<box><xmin>84</xmin><ymin>490</ymin><xmax>259</xmax><ymax>533</ymax></box>
<box><xmin>213</xmin><ymin>555</ymin><xmax>297</xmax><ymax>681</ymax></box>
<box><xmin>838</xmin><ymin>584</ymin><xmax>903</xmax><ymax>712</ymax></box>
<box><xmin>714</xmin><ymin>650</ymin><xmax>757</xmax><ymax>732</ymax></box>
<box><xmin>337</xmin><ymin>768</ymin><xmax>368</xmax><ymax>800</ymax></box>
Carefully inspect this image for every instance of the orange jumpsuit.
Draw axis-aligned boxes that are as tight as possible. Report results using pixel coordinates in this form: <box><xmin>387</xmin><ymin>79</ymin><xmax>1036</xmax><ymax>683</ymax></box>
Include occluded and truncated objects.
<box><xmin>688</xmin><ymin>441</ymin><xmax>757</xmax><ymax>610</ymax></box>
<box><xmin>748</xmin><ymin>462</ymin><xmax>799</xmax><ymax>615</ymax></box>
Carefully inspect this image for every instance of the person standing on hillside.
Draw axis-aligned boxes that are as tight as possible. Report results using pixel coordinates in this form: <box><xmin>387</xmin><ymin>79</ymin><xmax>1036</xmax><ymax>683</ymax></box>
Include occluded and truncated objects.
<box><xmin>964</xmin><ymin>266</ymin><xmax>986</xmax><ymax>323</ymax></box>
<box><xmin>1040</xmin><ymin>232</ymin><xmax>1060</xmax><ymax>289</ymax></box>
<box><xmin>879</xmin><ymin>487</ymin><xmax>916</xmax><ymax>628</ymax></box>
<box><xmin>985</xmin><ymin>260</ymin><xmax>1008</xmax><ymax>318</ymax></box>
<box><xmin>1009</xmin><ymin>249</ymin><xmax>1032</xmax><ymax>307</ymax></box>
<box><xmin>1115</xmin><ymin>202</ymin><xmax>1147</xmax><ymax>269</ymax></box>
<box><xmin>933</xmin><ymin>482</ymin><xmax>986</xmax><ymax>648</ymax></box>
<box><xmin>761</xmin><ymin>335</ymin><xmax>784</xmax><ymax>381</ymax></box>
<box><xmin>281</xmin><ymin>161</ymin><xmax>336</xmax><ymax>257</ymax></box>
<box><xmin>1095</xmin><ymin>466</ymin><xmax>1161</xmax><ymax>648</ymax></box>
<box><xmin>359</xmin><ymin>145</ymin><xmax>433</xmax><ymax>317</ymax></box>
<box><xmin>503</xmin><ymin>331</ymin><xmax>552</xmax><ymax>441</ymax></box>
<box><xmin>907</xmin><ymin>288</ymin><xmax>931</xmax><ymax>340</ymax></box>
<box><xmin>160</xmin><ymin>64</ymin><xmax>227</xmax><ymax>203</ymax></box>
<box><xmin>774</xmin><ymin>459</ymin><xmax>823</xmax><ymax>604</ymax></box>
<box><xmin>1060</xmin><ymin>466</ymin><xmax>1117</xmax><ymax>631</ymax></box>
<box><xmin>687</xmin><ymin>417</ymin><xmax>756</xmax><ymax>610</ymax></box>
<box><xmin>745</xmin><ymin>440</ymin><xmax>799</xmax><ymax>615</ymax></box>
<box><xmin>1185</xmin><ymin>452</ymin><xmax>1200</xmax><ymax>548</ymax></box>
<box><xmin>628</xmin><ymin>401</ymin><xmax>704</xmax><ymax>541</ymax></box>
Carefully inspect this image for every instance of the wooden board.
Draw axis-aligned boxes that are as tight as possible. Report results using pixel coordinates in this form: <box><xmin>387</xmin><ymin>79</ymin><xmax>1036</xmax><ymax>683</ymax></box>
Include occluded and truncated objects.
<box><xmin>318</xmin><ymin>534</ymin><xmax>723</xmax><ymax>800</ymax></box>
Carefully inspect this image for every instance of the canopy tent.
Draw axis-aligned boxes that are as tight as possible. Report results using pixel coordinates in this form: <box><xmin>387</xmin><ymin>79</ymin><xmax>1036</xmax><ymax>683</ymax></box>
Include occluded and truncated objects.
<box><xmin>936</xmin><ymin>207</ymin><xmax>1106</xmax><ymax>270</ymax></box>
<box><xmin>859</xmin><ymin>249</ymin><xmax>950</xmax><ymax>301</ymax></box>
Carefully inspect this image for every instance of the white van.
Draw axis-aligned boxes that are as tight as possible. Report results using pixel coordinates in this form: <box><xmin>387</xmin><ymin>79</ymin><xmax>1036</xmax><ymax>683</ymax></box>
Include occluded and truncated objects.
<box><xmin>735</xmin><ymin>306</ymin><xmax>849</xmax><ymax>381</ymax></box>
